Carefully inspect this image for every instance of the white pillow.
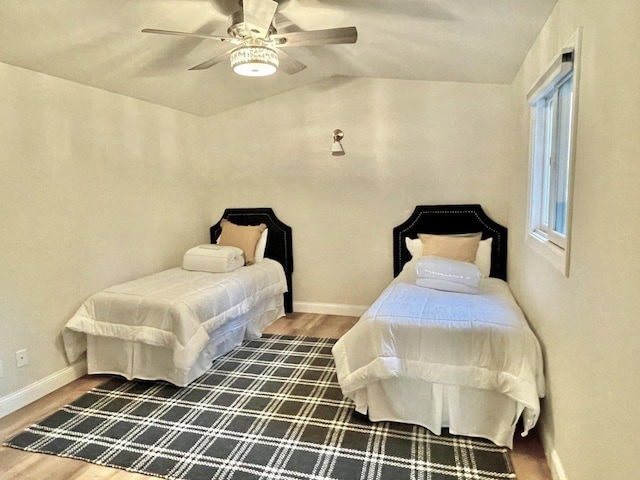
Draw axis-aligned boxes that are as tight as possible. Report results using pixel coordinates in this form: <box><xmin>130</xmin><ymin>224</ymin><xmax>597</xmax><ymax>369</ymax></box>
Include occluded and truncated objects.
<box><xmin>254</xmin><ymin>228</ymin><xmax>268</xmax><ymax>263</ymax></box>
<box><xmin>475</xmin><ymin>237</ymin><xmax>492</xmax><ymax>277</ymax></box>
<box><xmin>415</xmin><ymin>257</ymin><xmax>481</xmax><ymax>294</ymax></box>
<box><xmin>405</xmin><ymin>237</ymin><xmax>423</xmax><ymax>259</ymax></box>
<box><xmin>405</xmin><ymin>236</ymin><xmax>492</xmax><ymax>277</ymax></box>
<box><xmin>415</xmin><ymin>256</ymin><xmax>481</xmax><ymax>287</ymax></box>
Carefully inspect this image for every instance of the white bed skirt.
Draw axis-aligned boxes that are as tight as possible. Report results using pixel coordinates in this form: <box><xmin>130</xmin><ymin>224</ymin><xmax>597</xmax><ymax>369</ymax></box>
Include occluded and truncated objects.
<box><xmin>86</xmin><ymin>296</ymin><xmax>284</xmax><ymax>386</ymax></box>
<box><xmin>353</xmin><ymin>377</ymin><xmax>523</xmax><ymax>448</ymax></box>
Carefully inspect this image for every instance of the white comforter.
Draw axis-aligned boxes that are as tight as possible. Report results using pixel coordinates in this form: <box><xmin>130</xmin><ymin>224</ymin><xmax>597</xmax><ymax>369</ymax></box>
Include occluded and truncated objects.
<box><xmin>63</xmin><ymin>259</ymin><xmax>287</xmax><ymax>372</ymax></box>
<box><xmin>332</xmin><ymin>274</ymin><xmax>545</xmax><ymax>435</ymax></box>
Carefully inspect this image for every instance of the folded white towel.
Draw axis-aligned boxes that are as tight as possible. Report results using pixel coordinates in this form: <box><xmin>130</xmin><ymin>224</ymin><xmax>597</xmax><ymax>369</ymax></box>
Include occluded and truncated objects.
<box><xmin>415</xmin><ymin>256</ymin><xmax>481</xmax><ymax>294</ymax></box>
<box><xmin>183</xmin><ymin>245</ymin><xmax>245</xmax><ymax>273</ymax></box>
<box><xmin>193</xmin><ymin>244</ymin><xmax>244</xmax><ymax>258</ymax></box>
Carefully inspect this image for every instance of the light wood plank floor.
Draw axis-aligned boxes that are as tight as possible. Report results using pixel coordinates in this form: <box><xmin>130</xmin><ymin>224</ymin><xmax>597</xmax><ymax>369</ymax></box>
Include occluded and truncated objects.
<box><xmin>0</xmin><ymin>313</ymin><xmax>551</xmax><ymax>480</ymax></box>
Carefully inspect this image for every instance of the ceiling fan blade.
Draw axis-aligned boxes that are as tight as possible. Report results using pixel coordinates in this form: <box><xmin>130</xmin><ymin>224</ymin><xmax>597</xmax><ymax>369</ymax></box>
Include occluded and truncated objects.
<box><xmin>276</xmin><ymin>49</ymin><xmax>307</xmax><ymax>75</ymax></box>
<box><xmin>273</xmin><ymin>13</ymin><xmax>299</xmax><ymax>32</ymax></box>
<box><xmin>243</xmin><ymin>0</ymin><xmax>278</xmax><ymax>38</ymax></box>
<box><xmin>142</xmin><ymin>28</ymin><xmax>240</xmax><ymax>44</ymax></box>
<box><xmin>272</xmin><ymin>26</ymin><xmax>358</xmax><ymax>47</ymax></box>
<box><xmin>189</xmin><ymin>49</ymin><xmax>233</xmax><ymax>71</ymax></box>
<box><xmin>209</xmin><ymin>0</ymin><xmax>241</xmax><ymax>16</ymax></box>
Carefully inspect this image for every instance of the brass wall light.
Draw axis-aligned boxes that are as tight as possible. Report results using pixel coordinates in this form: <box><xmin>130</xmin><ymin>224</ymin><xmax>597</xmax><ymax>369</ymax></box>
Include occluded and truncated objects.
<box><xmin>331</xmin><ymin>129</ymin><xmax>345</xmax><ymax>156</ymax></box>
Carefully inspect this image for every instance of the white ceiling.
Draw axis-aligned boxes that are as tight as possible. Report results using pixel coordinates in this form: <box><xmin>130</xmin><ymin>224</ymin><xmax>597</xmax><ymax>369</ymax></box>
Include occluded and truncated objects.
<box><xmin>0</xmin><ymin>0</ymin><xmax>557</xmax><ymax>117</ymax></box>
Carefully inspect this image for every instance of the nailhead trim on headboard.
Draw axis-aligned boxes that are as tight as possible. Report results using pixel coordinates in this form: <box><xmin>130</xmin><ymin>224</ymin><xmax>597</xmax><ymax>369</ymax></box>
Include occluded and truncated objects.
<box><xmin>392</xmin><ymin>205</ymin><xmax>508</xmax><ymax>281</ymax></box>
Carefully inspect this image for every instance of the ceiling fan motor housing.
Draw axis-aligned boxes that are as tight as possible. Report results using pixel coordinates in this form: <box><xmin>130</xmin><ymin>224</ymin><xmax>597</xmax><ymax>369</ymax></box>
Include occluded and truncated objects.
<box><xmin>227</xmin><ymin>10</ymin><xmax>277</xmax><ymax>39</ymax></box>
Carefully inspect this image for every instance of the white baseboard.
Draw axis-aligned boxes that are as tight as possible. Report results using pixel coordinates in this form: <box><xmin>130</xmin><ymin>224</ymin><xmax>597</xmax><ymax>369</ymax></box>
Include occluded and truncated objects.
<box><xmin>548</xmin><ymin>448</ymin><xmax>568</xmax><ymax>480</ymax></box>
<box><xmin>539</xmin><ymin>419</ymin><xmax>569</xmax><ymax>480</ymax></box>
<box><xmin>293</xmin><ymin>301</ymin><xmax>368</xmax><ymax>318</ymax></box>
<box><xmin>0</xmin><ymin>361</ymin><xmax>87</xmax><ymax>419</ymax></box>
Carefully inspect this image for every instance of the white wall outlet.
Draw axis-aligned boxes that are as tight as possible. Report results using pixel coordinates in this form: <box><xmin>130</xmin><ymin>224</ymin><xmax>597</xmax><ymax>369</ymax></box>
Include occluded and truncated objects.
<box><xmin>16</xmin><ymin>349</ymin><xmax>28</xmax><ymax>368</ymax></box>
<box><xmin>0</xmin><ymin>360</ymin><xmax>4</xmax><ymax>378</ymax></box>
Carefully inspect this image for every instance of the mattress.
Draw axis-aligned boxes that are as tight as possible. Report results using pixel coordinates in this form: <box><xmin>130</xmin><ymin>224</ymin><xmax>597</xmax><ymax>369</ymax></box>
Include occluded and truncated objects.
<box><xmin>63</xmin><ymin>259</ymin><xmax>288</xmax><ymax>384</ymax></box>
<box><xmin>332</xmin><ymin>262</ymin><xmax>545</xmax><ymax>446</ymax></box>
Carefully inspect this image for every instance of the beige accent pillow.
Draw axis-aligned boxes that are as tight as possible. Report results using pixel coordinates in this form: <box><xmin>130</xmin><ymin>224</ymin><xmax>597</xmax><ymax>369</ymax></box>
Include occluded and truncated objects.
<box><xmin>217</xmin><ymin>219</ymin><xmax>267</xmax><ymax>265</ymax></box>
<box><xmin>418</xmin><ymin>232</ymin><xmax>482</xmax><ymax>263</ymax></box>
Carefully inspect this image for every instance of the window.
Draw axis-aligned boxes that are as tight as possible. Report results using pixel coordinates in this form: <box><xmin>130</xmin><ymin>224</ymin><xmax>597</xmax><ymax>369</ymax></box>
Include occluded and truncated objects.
<box><xmin>527</xmin><ymin>35</ymin><xmax>580</xmax><ymax>276</ymax></box>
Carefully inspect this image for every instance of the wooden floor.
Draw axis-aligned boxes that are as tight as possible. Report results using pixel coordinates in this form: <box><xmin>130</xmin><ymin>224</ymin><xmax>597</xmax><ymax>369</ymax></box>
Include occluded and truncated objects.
<box><xmin>0</xmin><ymin>313</ymin><xmax>551</xmax><ymax>480</ymax></box>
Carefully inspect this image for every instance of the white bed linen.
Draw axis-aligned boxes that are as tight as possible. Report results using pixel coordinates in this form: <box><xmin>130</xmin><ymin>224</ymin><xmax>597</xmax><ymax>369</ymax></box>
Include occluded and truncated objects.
<box><xmin>63</xmin><ymin>259</ymin><xmax>287</xmax><ymax>384</ymax></box>
<box><xmin>332</xmin><ymin>260</ymin><xmax>545</xmax><ymax>447</ymax></box>
<box><xmin>85</xmin><ymin>295</ymin><xmax>284</xmax><ymax>386</ymax></box>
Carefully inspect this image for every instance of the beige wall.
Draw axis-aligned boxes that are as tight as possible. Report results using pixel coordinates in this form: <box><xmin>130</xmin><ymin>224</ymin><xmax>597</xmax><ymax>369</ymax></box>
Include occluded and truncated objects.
<box><xmin>0</xmin><ymin>63</ymin><xmax>213</xmax><ymax>397</ymax></box>
<box><xmin>0</xmin><ymin>69</ymin><xmax>515</xmax><ymax>405</ymax></box>
<box><xmin>201</xmin><ymin>77</ymin><xmax>515</xmax><ymax>306</ymax></box>
<box><xmin>508</xmin><ymin>1</ymin><xmax>640</xmax><ymax>478</ymax></box>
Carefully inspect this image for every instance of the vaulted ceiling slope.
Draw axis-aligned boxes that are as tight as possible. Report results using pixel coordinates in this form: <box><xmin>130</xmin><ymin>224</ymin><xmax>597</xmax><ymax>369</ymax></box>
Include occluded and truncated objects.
<box><xmin>0</xmin><ymin>0</ymin><xmax>556</xmax><ymax>117</ymax></box>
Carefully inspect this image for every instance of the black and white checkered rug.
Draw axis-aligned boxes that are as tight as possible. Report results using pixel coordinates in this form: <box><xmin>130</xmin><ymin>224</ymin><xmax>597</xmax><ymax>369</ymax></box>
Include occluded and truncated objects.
<box><xmin>6</xmin><ymin>334</ymin><xmax>515</xmax><ymax>479</ymax></box>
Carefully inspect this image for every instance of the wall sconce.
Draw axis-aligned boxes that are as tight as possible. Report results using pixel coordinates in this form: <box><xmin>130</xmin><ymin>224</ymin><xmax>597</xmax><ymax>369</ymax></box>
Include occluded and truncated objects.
<box><xmin>331</xmin><ymin>129</ymin><xmax>345</xmax><ymax>156</ymax></box>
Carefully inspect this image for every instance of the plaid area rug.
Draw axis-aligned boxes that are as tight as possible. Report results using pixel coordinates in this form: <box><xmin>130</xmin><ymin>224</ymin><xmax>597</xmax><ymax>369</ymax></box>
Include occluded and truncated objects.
<box><xmin>6</xmin><ymin>335</ymin><xmax>515</xmax><ymax>480</ymax></box>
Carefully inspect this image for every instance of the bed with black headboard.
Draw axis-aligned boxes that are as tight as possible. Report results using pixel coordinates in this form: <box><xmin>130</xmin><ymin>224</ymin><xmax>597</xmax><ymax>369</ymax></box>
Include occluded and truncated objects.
<box><xmin>211</xmin><ymin>207</ymin><xmax>293</xmax><ymax>313</ymax></box>
<box><xmin>63</xmin><ymin>207</ymin><xmax>293</xmax><ymax>387</ymax></box>
<box><xmin>332</xmin><ymin>205</ymin><xmax>544</xmax><ymax>448</ymax></box>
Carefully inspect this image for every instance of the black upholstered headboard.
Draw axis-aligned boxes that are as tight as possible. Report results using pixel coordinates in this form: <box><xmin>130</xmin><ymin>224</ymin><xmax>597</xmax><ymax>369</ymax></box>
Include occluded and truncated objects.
<box><xmin>210</xmin><ymin>208</ymin><xmax>293</xmax><ymax>313</ymax></box>
<box><xmin>393</xmin><ymin>204</ymin><xmax>508</xmax><ymax>280</ymax></box>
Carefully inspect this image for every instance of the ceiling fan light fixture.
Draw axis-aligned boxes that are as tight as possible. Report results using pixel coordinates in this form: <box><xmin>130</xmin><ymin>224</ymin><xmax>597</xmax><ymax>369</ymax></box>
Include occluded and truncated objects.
<box><xmin>230</xmin><ymin>43</ymin><xmax>279</xmax><ymax>77</ymax></box>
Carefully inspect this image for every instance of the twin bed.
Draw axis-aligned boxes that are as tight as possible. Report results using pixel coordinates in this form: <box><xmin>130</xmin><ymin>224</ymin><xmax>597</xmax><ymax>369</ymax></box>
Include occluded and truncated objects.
<box><xmin>332</xmin><ymin>205</ymin><xmax>545</xmax><ymax>447</ymax></box>
<box><xmin>62</xmin><ymin>204</ymin><xmax>543</xmax><ymax>448</ymax></box>
<box><xmin>63</xmin><ymin>208</ymin><xmax>293</xmax><ymax>387</ymax></box>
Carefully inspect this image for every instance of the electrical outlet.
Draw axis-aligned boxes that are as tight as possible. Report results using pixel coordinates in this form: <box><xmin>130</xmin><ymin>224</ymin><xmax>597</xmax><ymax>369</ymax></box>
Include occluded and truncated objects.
<box><xmin>16</xmin><ymin>349</ymin><xmax>28</xmax><ymax>368</ymax></box>
<box><xmin>0</xmin><ymin>360</ymin><xmax>4</xmax><ymax>378</ymax></box>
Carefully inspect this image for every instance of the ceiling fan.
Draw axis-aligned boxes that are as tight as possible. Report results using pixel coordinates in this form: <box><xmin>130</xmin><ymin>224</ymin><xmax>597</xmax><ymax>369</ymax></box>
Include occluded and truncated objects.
<box><xmin>142</xmin><ymin>0</ymin><xmax>358</xmax><ymax>77</ymax></box>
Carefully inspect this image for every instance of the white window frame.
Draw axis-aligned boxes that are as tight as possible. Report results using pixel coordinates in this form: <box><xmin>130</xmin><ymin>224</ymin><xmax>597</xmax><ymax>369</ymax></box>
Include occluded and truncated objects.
<box><xmin>526</xmin><ymin>29</ymin><xmax>581</xmax><ymax>277</ymax></box>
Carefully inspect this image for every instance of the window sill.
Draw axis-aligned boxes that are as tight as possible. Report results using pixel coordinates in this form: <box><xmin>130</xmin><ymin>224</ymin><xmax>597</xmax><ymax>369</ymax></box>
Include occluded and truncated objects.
<box><xmin>526</xmin><ymin>231</ymin><xmax>570</xmax><ymax>277</ymax></box>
